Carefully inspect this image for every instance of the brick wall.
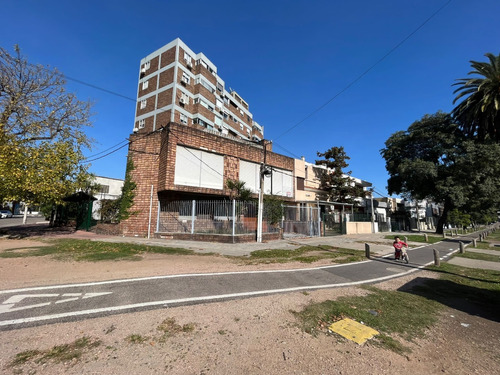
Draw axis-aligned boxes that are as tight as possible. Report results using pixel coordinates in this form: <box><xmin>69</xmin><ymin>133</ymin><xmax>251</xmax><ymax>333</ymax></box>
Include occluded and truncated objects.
<box><xmin>121</xmin><ymin>122</ymin><xmax>294</xmax><ymax>237</ymax></box>
<box><xmin>121</xmin><ymin>131</ymin><xmax>162</xmax><ymax>237</ymax></box>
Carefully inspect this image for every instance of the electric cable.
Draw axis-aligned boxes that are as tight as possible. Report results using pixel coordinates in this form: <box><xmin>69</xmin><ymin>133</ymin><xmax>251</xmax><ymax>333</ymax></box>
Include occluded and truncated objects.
<box><xmin>274</xmin><ymin>0</ymin><xmax>453</xmax><ymax>141</ymax></box>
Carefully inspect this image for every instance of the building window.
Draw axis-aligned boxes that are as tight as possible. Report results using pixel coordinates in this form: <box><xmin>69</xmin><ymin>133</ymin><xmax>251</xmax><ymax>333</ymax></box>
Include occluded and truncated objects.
<box><xmin>140</xmin><ymin>99</ymin><xmax>147</xmax><ymax>109</ymax></box>
<box><xmin>180</xmin><ymin>113</ymin><xmax>188</xmax><ymax>125</ymax></box>
<box><xmin>174</xmin><ymin>146</ymin><xmax>224</xmax><ymax>190</ymax></box>
<box><xmin>99</xmin><ymin>185</ymin><xmax>110</xmax><ymax>194</ymax></box>
<box><xmin>138</xmin><ymin>119</ymin><xmax>145</xmax><ymax>129</ymax></box>
<box><xmin>142</xmin><ymin>80</ymin><xmax>149</xmax><ymax>90</ymax></box>
<box><xmin>181</xmin><ymin>72</ymin><xmax>190</xmax><ymax>85</ymax></box>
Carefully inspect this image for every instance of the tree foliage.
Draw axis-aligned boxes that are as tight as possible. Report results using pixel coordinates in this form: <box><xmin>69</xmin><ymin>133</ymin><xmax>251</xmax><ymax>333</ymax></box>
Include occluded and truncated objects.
<box><xmin>315</xmin><ymin>146</ymin><xmax>364</xmax><ymax>204</ymax></box>
<box><xmin>0</xmin><ymin>46</ymin><xmax>93</xmax><ymax>204</ymax></box>
<box><xmin>117</xmin><ymin>158</ymin><xmax>137</xmax><ymax>222</ymax></box>
<box><xmin>226</xmin><ymin>179</ymin><xmax>253</xmax><ymax>201</ymax></box>
<box><xmin>452</xmin><ymin>52</ymin><xmax>500</xmax><ymax>141</ymax></box>
<box><xmin>381</xmin><ymin>112</ymin><xmax>500</xmax><ymax>233</ymax></box>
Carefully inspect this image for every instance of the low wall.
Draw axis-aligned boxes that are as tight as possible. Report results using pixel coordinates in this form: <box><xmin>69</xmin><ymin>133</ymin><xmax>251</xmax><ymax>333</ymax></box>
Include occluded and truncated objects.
<box><xmin>345</xmin><ymin>221</ymin><xmax>373</xmax><ymax>234</ymax></box>
<box><xmin>155</xmin><ymin>232</ymin><xmax>281</xmax><ymax>243</ymax></box>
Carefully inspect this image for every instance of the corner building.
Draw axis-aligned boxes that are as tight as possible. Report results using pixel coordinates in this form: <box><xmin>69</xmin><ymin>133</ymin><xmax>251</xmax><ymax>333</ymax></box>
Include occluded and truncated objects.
<box><xmin>133</xmin><ymin>38</ymin><xmax>264</xmax><ymax>141</ymax></box>
<box><xmin>122</xmin><ymin>38</ymin><xmax>294</xmax><ymax>237</ymax></box>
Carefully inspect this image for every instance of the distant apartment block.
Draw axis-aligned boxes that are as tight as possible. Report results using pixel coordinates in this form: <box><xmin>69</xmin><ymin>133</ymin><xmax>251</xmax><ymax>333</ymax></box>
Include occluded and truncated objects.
<box><xmin>133</xmin><ymin>38</ymin><xmax>264</xmax><ymax>142</ymax></box>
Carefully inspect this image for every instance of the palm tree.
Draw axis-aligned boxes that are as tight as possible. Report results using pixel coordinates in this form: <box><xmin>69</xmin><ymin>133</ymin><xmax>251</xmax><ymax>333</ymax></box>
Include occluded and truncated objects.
<box><xmin>452</xmin><ymin>53</ymin><xmax>500</xmax><ymax>141</ymax></box>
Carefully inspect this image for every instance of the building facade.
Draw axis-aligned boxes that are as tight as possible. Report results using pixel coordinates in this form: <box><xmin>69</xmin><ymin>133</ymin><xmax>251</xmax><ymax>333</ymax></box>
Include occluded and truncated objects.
<box><xmin>92</xmin><ymin>176</ymin><xmax>124</xmax><ymax>220</ymax></box>
<box><xmin>133</xmin><ymin>38</ymin><xmax>263</xmax><ymax>142</ymax></box>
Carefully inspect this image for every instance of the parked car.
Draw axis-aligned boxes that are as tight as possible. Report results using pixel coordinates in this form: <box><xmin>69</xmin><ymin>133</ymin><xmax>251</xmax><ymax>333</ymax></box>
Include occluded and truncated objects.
<box><xmin>0</xmin><ymin>210</ymin><xmax>13</xmax><ymax>218</ymax></box>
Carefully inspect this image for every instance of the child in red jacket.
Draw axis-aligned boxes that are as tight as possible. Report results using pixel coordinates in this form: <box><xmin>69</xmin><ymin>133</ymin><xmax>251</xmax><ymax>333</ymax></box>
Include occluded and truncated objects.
<box><xmin>393</xmin><ymin>236</ymin><xmax>408</xmax><ymax>260</ymax></box>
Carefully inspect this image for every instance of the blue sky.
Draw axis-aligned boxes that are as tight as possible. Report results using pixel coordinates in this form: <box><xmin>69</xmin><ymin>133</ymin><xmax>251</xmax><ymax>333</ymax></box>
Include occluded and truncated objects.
<box><xmin>2</xmin><ymin>0</ymin><xmax>499</xmax><ymax>196</ymax></box>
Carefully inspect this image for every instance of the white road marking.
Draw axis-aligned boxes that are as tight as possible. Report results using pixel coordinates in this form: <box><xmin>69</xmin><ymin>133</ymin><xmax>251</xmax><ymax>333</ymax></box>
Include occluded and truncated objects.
<box><xmin>0</xmin><ymin>246</ymin><xmax>462</xmax><ymax>328</ymax></box>
<box><xmin>0</xmin><ymin>265</ymin><xmax>431</xmax><ymax>328</ymax></box>
<box><xmin>0</xmin><ymin>292</ymin><xmax>112</xmax><ymax>314</ymax></box>
<box><xmin>0</xmin><ymin>261</ymin><xmax>373</xmax><ymax>295</ymax></box>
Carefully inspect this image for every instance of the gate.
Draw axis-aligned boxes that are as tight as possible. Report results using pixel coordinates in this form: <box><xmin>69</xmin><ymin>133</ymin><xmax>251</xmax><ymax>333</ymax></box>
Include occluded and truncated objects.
<box><xmin>282</xmin><ymin>205</ymin><xmax>320</xmax><ymax>238</ymax></box>
<box><xmin>322</xmin><ymin>212</ymin><xmax>344</xmax><ymax>236</ymax></box>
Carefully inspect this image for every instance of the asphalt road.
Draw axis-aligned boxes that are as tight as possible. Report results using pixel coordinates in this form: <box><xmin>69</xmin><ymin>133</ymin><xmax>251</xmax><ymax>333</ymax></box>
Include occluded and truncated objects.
<box><xmin>0</xmin><ymin>237</ymin><xmax>467</xmax><ymax>331</ymax></box>
<box><xmin>0</xmin><ymin>215</ymin><xmax>47</xmax><ymax>228</ymax></box>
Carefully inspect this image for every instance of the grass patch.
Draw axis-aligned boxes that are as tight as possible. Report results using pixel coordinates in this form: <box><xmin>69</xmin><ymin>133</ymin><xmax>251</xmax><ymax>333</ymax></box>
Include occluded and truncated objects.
<box><xmin>157</xmin><ymin>317</ymin><xmax>196</xmax><ymax>338</ymax></box>
<box><xmin>456</xmin><ymin>252</ymin><xmax>500</xmax><ymax>263</ymax></box>
<box><xmin>125</xmin><ymin>334</ymin><xmax>149</xmax><ymax>344</ymax></box>
<box><xmin>9</xmin><ymin>336</ymin><xmax>101</xmax><ymax>367</ymax></box>
<box><xmin>0</xmin><ymin>239</ymin><xmax>197</xmax><ymax>261</ymax></box>
<box><xmin>384</xmin><ymin>234</ymin><xmax>442</xmax><ymax>244</ymax></box>
<box><xmin>293</xmin><ymin>286</ymin><xmax>441</xmax><ymax>354</ymax></box>
<box><xmin>245</xmin><ymin>245</ymin><xmax>366</xmax><ymax>264</ymax></box>
<box><xmin>294</xmin><ymin>264</ymin><xmax>500</xmax><ymax>355</ymax></box>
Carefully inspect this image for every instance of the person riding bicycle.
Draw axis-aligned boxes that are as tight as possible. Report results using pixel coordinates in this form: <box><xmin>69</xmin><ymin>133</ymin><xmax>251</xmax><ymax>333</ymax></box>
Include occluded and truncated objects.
<box><xmin>393</xmin><ymin>236</ymin><xmax>408</xmax><ymax>260</ymax></box>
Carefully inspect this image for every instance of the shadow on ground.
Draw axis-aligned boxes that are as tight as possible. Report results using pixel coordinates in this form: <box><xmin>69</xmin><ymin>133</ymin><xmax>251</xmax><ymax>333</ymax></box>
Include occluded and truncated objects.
<box><xmin>0</xmin><ymin>223</ymin><xmax>77</xmax><ymax>238</ymax></box>
<box><xmin>398</xmin><ymin>276</ymin><xmax>500</xmax><ymax>323</ymax></box>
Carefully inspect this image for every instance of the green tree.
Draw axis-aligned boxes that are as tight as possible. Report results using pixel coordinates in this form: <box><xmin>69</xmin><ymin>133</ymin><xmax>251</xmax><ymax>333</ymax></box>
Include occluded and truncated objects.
<box><xmin>0</xmin><ymin>46</ymin><xmax>93</xmax><ymax>205</ymax></box>
<box><xmin>117</xmin><ymin>158</ymin><xmax>137</xmax><ymax>221</ymax></box>
<box><xmin>226</xmin><ymin>179</ymin><xmax>253</xmax><ymax>201</ymax></box>
<box><xmin>315</xmin><ymin>146</ymin><xmax>364</xmax><ymax>204</ymax></box>
<box><xmin>452</xmin><ymin>53</ymin><xmax>500</xmax><ymax>141</ymax></box>
<box><xmin>381</xmin><ymin>112</ymin><xmax>500</xmax><ymax>233</ymax></box>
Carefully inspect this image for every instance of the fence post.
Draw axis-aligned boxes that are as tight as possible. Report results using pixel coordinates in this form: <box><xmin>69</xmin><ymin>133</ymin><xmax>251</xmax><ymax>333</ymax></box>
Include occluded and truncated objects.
<box><xmin>232</xmin><ymin>199</ymin><xmax>236</xmax><ymax>241</ymax></box>
<box><xmin>433</xmin><ymin>249</ymin><xmax>440</xmax><ymax>267</ymax></box>
<box><xmin>317</xmin><ymin>201</ymin><xmax>321</xmax><ymax>237</ymax></box>
<box><xmin>191</xmin><ymin>200</ymin><xmax>196</xmax><ymax>235</ymax></box>
<box><xmin>473</xmin><ymin>238</ymin><xmax>477</xmax><ymax>248</ymax></box>
<box><xmin>459</xmin><ymin>241</ymin><xmax>465</xmax><ymax>254</ymax></box>
<box><xmin>424</xmin><ymin>233</ymin><xmax>428</xmax><ymax>242</ymax></box>
<box><xmin>156</xmin><ymin>199</ymin><xmax>160</xmax><ymax>233</ymax></box>
<box><xmin>442</xmin><ymin>231</ymin><xmax>446</xmax><ymax>238</ymax></box>
<box><xmin>309</xmin><ymin>206</ymin><xmax>313</xmax><ymax>237</ymax></box>
<box><xmin>404</xmin><ymin>236</ymin><xmax>408</xmax><ymax>244</ymax></box>
<box><xmin>365</xmin><ymin>243</ymin><xmax>370</xmax><ymax>259</ymax></box>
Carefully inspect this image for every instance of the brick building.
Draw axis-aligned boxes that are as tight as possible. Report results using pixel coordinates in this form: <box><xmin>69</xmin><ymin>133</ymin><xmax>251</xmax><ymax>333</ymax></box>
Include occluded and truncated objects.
<box><xmin>121</xmin><ymin>39</ymin><xmax>294</xmax><ymax>237</ymax></box>
<box><xmin>133</xmin><ymin>38</ymin><xmax>264</xmax><ymax>141</ymax></box>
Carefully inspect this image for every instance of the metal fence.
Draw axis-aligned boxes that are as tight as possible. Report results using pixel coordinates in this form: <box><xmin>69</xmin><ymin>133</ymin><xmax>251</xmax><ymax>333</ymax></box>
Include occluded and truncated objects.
<box><xmin>282</xmin><ymin>205</ymin><xmax>321</xmax><ymax>238</ymax></box>
<box><xmin>157</xmin><ymin>199</ymin><xmax>279</xmax><ymax>235</ymax></box>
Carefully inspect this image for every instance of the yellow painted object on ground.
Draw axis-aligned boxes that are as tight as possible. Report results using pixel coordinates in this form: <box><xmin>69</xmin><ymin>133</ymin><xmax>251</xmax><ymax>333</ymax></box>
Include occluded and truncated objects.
<box><xmin>328</xmin><ymin>318</ymin><xmax>379</xmax><ymax>345</ymax></box>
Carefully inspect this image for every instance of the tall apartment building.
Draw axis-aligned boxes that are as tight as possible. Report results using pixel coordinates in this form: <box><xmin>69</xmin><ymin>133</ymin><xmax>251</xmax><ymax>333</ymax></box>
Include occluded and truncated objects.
<box><xmin>122</xmin><ymin>39</ymin><xmax>293</xmax><ymax>237</ymax></box>
<box><xmin>133</xmin><ymin>38</ymin><xmax>264</xmax><ymax>142</ymax></box>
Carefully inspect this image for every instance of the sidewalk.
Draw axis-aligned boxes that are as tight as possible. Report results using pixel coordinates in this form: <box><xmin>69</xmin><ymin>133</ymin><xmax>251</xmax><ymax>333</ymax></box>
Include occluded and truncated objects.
<box><xmin>447</xmin><ymin>246</ymin><xmax>500</xmax><ymax>271</ymax></box>
<box><xmin>70</xmin><ymin>230</ymin><xmax>408</xmax><ymax>257</ymax></box>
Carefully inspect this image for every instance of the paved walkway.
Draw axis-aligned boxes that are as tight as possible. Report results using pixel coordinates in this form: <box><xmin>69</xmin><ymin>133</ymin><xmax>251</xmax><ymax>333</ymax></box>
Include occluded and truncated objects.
<box><xmin>447</xmin><ymin>247</ymin><xmax>500</xmax><ymax>271</ymax></box>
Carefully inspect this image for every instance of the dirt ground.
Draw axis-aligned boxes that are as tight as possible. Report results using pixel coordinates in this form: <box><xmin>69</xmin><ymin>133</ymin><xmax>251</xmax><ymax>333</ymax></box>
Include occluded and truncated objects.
<box><xmin>0</xmin><ymin>237</ymin><xmax>499</xmax><ymax>375</ymax></box>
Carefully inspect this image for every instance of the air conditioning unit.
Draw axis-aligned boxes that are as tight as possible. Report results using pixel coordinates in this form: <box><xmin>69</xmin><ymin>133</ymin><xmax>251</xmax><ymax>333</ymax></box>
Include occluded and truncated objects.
<box><xmin>187</xmin><ymin>61</ymin><xmax>193</xmax><ymax>68</ymax></box>
<box><xmin>133</xmin><ymin>127</ymin><xmax>139</xmax><ymax>133</ymax></box>
<box><xmin>180</xmin><ymin>97</ymin><xmax>186</xmax><ymax>105</ymax></box>
<box><xmin>181</xmin><ymin>78</ymin><xmax>188</xmax><ymax>85</ymax></box>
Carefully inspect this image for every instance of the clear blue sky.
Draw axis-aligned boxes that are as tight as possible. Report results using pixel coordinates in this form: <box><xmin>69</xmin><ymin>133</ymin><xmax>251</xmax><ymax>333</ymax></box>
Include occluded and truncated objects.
<box><xmin>2</xmin><ymin>0</ymin><xmax>499</xmax><ymax>196</ymax></box>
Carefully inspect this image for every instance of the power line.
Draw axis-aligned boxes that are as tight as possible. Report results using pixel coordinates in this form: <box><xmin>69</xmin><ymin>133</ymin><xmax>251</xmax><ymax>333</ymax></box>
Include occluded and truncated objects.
<box><xmin>274</xmin><ymin>0</ymin><xmax>453</xmax><ymax>141</ymax></box>
<box><xmin>82</xmin><ymin>139</ymin><xmax>130</xmax><ymax>161</ymax></box>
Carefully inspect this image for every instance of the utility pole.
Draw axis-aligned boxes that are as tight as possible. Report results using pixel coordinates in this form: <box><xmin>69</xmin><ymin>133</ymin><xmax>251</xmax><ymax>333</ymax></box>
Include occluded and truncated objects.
<box><xmin>257</xmin><ymin>141</ymin><xmax>270</xmax><ymax>243</ymax></box>
<box><xmin>370</xmin><ymin>188</ymin><xmax>375</xmax><ymax>233</ymax></box>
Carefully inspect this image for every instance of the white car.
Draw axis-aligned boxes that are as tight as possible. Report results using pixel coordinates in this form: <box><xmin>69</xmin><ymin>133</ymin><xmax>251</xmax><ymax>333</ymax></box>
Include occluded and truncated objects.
<box><xmin>0</xmin><ymin>210</ymin><xmax>13</xmax><ymax>218</ymax></box>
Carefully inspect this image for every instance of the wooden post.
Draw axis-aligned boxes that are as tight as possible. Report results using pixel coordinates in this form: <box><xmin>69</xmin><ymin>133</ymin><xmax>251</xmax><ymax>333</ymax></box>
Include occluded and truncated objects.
<box><xmin>433</xmin><ymin>249</ymin><xmax>440</xmax><ymax>267</ymax></box>
<box><xmin>404</xmin><ymin>236</ymin><xmax>408</xmax><ymax>244</ymax></box>
<box><xmin>459</xmin><ymin>241</ymin><xmax>465</xmax><ymax>254</ymax></box>
<box><xmin>424</xmin><ymin>233</ymin><xmax>428</xmax><ymax>242</ymax></box>
<box><xmin>442</xmin><ymin>231</ymin><xmax>446</xmax><ymax>238</ymax></box>
<box><xmin>365</xmin><ymin>243</ymin><xmax>370</xmax><ymax>259</ymax></box>
<box><xmin>473</xmin><ymin>238</ymin><xmax>477</xmax><ymax>248</ymax></box>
